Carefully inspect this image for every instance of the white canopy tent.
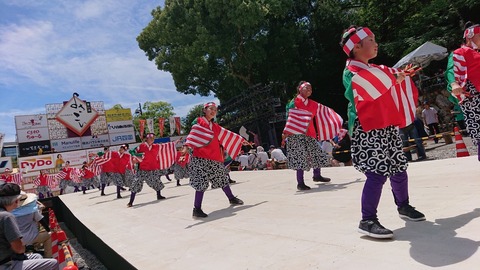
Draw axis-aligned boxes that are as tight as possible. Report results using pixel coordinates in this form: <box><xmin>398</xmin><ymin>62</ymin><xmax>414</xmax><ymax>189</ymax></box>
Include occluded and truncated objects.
<box><xmin>393</xmin><ymin>41</ymin><xmax>448</xmax><ymax>68</ymax></box>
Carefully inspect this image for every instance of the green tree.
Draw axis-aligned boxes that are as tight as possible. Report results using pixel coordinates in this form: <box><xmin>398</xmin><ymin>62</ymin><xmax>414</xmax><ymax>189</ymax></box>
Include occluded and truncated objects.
<box><xmin>137</xmin><ymin>0</ymin><xmax>350</xmax><ymax>103</ymax></box>
<box><xmin>133</xmin><ymin>101</ymin><xmax>176</xmax><ymax>138</ymax></box>
<box><xmin>183</xmin><ymin>104</ymin><xmax>204</xmax><ymax>134</ymax></box>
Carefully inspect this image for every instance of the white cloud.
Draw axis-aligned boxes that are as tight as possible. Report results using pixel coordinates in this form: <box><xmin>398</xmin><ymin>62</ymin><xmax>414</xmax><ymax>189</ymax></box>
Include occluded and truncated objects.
<box><xmin>0</xmin><ymin>1</ymin><xmax>218</xmax><ymax>143</ymax></box>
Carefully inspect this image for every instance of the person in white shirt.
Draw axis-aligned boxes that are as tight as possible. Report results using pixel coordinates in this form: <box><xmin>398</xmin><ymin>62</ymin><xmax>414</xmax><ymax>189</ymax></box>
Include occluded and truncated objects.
<box><xmin>256</xmin><ymin>146</ymin><xmax>269</xmax><ymax>170</ymax></box>
<box><xmin>269</xmin><ymin>146</ymin><xmax>288</xmax><ymax>169</ymax></box>
<box><xmin>421</xmin><ymin>102</ymin><xmax>440</xmax><ymax>143</ymax></box>
<box><xmin>235</xmin><ymin>151</ymin><xmax>249</xmax><ymax>170</ymax></box>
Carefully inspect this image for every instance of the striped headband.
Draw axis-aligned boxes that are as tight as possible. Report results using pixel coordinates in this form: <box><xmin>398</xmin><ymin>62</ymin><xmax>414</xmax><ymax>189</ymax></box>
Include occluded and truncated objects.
<box><xmin>464</xmin><ymin>25</ymin><xmax>480</xmax><ymax>39</ymax></box>
<box><xmin>298</xmin><ymin>82</ymin><xmax>311</xmax><ymax>92</ymax></box>
<box><xmin>342</xmin><ymin>27</ymin><xmax>374</xmax><ymax>56</ymax></box>
<box><xmin>204</xmin><ymin>102</ymin><xmax>217</xmax><ymax>109</ymax></box>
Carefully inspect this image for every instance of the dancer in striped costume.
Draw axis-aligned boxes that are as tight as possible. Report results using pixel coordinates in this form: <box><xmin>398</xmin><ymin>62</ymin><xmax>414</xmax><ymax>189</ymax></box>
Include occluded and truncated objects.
<box><xmin>341</xmin><ymin>26</ymin><xmax>425</xmax><ymax>239</ymax></box>
<box><xmin>283</xmin><ymin>81</ymin><xmax>342</xmax><ymax>190</ymax></box>
<box><xmin>127</xmin><ymin>133</ymin><xmax>177</xmax><ymax>207</ymax></box>
<box><xmin>34</xmin><ymin>170</ymin><xmax>54</xmax><ymax>198</ymax></box>
<box><xmin>445</xmin><ymin>21</ymin><xmax>480</xmax><ymax>161</ymax></box>
<box><xmin>184</xmin><ymin>102</ymin><xmax>246</xmax><ymax>218</ymax></box>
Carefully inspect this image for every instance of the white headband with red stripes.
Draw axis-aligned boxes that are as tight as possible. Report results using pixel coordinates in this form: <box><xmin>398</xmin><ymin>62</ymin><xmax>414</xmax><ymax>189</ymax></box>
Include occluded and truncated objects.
<box><xmin>342</xmin><ymin>27</ymin><xmax>374</xmax><ymax>56</ymax></box>
<box><xmin>204</xmin><ymin>102</ymin><xmax>217</xmax><ymax>109</ymax></box>
<box><xmin>298</xmin><ymin>82</ymin><xmax>311</xmax><ymax>92</ymax></box>
<box><xmin>464</xmin><ymin>25</ymin><xmax>480</xmax><ymax>39</ymax></box>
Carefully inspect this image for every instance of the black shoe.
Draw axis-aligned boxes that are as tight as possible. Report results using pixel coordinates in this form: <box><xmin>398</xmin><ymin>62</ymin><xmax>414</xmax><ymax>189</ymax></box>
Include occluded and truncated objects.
<box><xmin>313</xmin><ymin>176</ymin><xmax>331</xmax><ymax>182</ymax></box>
<box><xmin>358</xmin><ymin>220</ymin><xmax>393</xmax><ymax>239</ymax></box>
<box><xmin>176</xmin><ymin>183</ymin><xmax>181</xmax><ymax>186</ymax></box>
<box><xmin>229</xmin><ymin>197</ymin><xmax>244</xmax><ymax>205</ymax></box>
<box><xmin>127</xmin><ymin>203</ymin><xmax>132</xmax><ymax>208</ymax></box>
<box><xmin>297</xmin><ymin>183</ymin><xmax>311</xmax><ymax>190</ymax></box>
<box><xmin>117</xmin><ymin>195</ymin><xmax>122</xmax><ymax>199</ymax></box>
<box><xmin>398</xmin><ymin>204</ymin><xmax>426</xmax><ymax>221</ymax></box>
<box><xmin>229</xmin><ymin>179</ymin><xmax>236</xmax><ymax>184</ymax></box>
<box><xmin>157</xmin><ymin>195</ymin><xmax>166</xmax><ymax>200</ymax></box>
<box><xmin>193</xmin><ymin>207</ymin><xmax>208</xmax><ymax>218</ymax></box>
<box><xmin>100</xmin><ymin>193</ymin><xmax>106</xmax><ymax>196</ymax></box>
<box><xmin>416</xmin><ymin>156</ymin><xmax>427</xmax><ymax>161</ymax></box>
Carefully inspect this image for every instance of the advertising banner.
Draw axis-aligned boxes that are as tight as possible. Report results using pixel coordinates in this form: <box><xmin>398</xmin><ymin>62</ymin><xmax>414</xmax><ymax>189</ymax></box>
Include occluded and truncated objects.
<box><xmin>59</xmin><ymin>150</ymin><xmax>88</xmax><ymax>167</ymax></box>
<box><xmin>107</xmin><ymin>120</ymin><xmax>135</xmax><ymax>134</ymax></box>
<box><xmin>81</xmin><ymin>134</ymin><xmax>110</xmax><ymax>149</ymax></box>
<box><xmin>18</xmin><ymin>154</ymin><xmax>55</xmax><ymax>176</ymax></box>
<box><xmin>0</xmin><ymin>157</ymin><xmax>13</xmax><ymax>173</ymax></box>
<box><xmin>50</xmin><ymin>137</ymin><xmax>83</xmax><ymax>152</ymax></box>
<box><xmin>17</xmin><ymin>127</ymin><xmax>50</xmax><ymax>143</ymax></box>
<box><xmin>15</xmin><ymin>114</ymin><xmax>48</xmax><ymax>130</ymax></box>
<box><xmin>105</xmin><ymin>108</ymin><xmax>132</xmax><ymax>122</ymax></box>
<box><xmin>109</xmin><ymin>131</ymin><xmax>136</xmax><ymax>145</ymax></box>
<box><xmin>18</xmin><ymin>140</ymin><xmax>52</xmax><ymax>157</ymax></box>
<box><xmin>55</xmin><ymin>95</ymin><xmax>99</xmax><ymax>136</ymax></box>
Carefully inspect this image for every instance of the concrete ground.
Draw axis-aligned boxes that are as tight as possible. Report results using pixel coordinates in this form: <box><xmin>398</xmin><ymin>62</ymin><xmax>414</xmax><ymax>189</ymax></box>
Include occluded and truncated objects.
<box><xmin>60</xmin><ymin>155</ymin><xmax>480</xmax><ymax>270</ymax></box>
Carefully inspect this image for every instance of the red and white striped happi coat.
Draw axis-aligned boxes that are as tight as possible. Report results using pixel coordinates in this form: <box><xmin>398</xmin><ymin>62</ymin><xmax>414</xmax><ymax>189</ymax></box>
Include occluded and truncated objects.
<box><xmin>284</xmin><ymin>101</ymin><xmax>343</xmax><ymax>141</ymax></box>
<box><xmin>34</xmin><ymin>174</ymin><xmax>57</xmax><ymax>188</ymax></box>
<box><xmin>186</xmin><ymin>117</ymin><xmax>244</xmax><ymax>161</ymax></box>
<box><xmin>347</xmin><ymin>59</ymin><xmax>418</xmax><ymax>131</ymax></box>
<box><xmin>452</xmin><ymin>46</ymin><xmax>480</xmax><ymax>102</ymax></box>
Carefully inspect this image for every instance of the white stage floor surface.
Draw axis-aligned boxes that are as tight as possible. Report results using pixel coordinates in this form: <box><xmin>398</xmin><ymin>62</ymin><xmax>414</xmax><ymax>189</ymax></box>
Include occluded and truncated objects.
<box><xmin>60</xmin><ymin>156</ymin><xmax>480</xmax><ymax>270</ymax></box>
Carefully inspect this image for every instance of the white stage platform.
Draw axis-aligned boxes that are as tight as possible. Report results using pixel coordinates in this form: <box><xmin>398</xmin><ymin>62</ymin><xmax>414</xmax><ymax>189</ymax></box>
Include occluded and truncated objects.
<box><xmin>59</xmin><ymin>156</ymin><xmax>480</xmax><ymax>270</ymax></box>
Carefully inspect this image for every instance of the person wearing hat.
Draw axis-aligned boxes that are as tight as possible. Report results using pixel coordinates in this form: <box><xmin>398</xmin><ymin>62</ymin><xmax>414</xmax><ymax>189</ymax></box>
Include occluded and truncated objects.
<box><xmin>246</xmin><ymin>149</ymin><xmax>259</xmax><ymax>170</ymax></box>
<box><xmin>446</xmin><ymin>21</ymin><xmax>480</xmax><ymax>161</ymax></box>
<box><xmin>340</xmin><ymin>25</ymin><xmax>425</xmax><ymax>239</ymax></box>
<box><xmin>12</xmin><ymin>192</ymin><xmax>52</xmax><ymax>258</ymax></box>
<box><xmin>184</xmin><ymin>102</ymin><xmax>246</xmax><ymax>218</ymax></box>
<box><xmin>126</xmin><ymin>133</ymin><xmax>177</xmax><ymax>207</ymax></box>
<box><xmin>0</xmin><ymin>183</ymin><xmax>58</xmax><ymax>269</ymax></box>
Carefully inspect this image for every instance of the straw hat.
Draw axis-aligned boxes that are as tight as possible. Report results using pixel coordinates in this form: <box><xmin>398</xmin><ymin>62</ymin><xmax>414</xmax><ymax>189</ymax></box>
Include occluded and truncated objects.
<box><xmin>19</xmin><ymin>192</ymin><xmax>38</xmax><ymax>207</ymax></box>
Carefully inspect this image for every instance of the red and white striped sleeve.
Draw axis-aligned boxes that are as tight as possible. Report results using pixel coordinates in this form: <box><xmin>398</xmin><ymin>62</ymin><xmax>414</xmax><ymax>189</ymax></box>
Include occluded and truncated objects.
<box><xmin>453</xmin><ymin>51</ymin><xmax>467</xmax><ymax>88</ymax></box>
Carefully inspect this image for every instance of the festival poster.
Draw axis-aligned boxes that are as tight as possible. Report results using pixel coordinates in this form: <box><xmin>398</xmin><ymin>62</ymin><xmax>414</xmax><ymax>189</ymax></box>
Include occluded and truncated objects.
<box><xmin>139</xmin><ymin>119</ymin><xmax>146</xmax><ymax>139</ymax></box>
<box><xmin>174</xmin><ymin>117</ymin><xmax>181</xmax><ymax>135</ymax></box>
<box><xmin>169</xmin><ymin>117</ymin><xmax>175</xmax><ymax>136</ymax></box>
<box><xmin>158</xmin><ymin>118</ymin><xmax>165</xmax><ymax>137</ymax></box>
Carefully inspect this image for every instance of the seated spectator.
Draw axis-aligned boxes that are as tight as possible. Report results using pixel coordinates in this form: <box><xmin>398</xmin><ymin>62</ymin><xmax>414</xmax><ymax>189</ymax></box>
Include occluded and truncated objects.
<box><xmin>12</xmin><ymin>193</ymin><xmax>52</xmax><ymax>258</ymax></box>
<box><xmin>270</xmin><ymin>146</ymin><xmax>288</xmax><ymax>169</ymax></box>
<box><xmin>0</xmin><ymin>183</ymin><xmax>58</xmax><ymax>270</ymax></box>
<box><xmin>330</xmin><ymin>128</ymin><xmax>353</xmax><ymax>166</ymax></box>
<box><xmin>256</xmin><ymin>146</ymin><xmax>269</xmax><ymax>170</ymax></box>
<box><xmin>246</xmin><ymin>150</ymin><xmax>259</xmax><ymax>170</ymax></box>
<box><xmin>235</xmin><ymin>151</ymin><xmax>249</xmax><ymax>170</ymax></box>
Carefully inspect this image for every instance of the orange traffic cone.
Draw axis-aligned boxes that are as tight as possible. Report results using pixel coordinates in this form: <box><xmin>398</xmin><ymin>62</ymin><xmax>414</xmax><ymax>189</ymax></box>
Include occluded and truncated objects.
<box><xmin>454</xmin><ymin>127</ymin><xmax>470</xmax><ymax>157</ymax></box>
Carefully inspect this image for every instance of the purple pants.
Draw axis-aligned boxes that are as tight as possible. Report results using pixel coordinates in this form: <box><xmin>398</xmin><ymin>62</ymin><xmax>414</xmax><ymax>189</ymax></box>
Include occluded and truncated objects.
<box><xmin>361</xmin><ymin>171</ymin><xmax>409</xmax><ymax>220</ymax></box>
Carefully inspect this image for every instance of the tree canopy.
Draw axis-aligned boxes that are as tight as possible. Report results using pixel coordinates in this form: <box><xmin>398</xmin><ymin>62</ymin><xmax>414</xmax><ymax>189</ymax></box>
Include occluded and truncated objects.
<box><xmin>138</xmin><ymin>0</ymin><xmax>480</xmax><ymax>123</ymax></box>
<box><xmin>133</xmin><ymin>101</ymin><xmax>175</xmax><ymax>139</ymax></box>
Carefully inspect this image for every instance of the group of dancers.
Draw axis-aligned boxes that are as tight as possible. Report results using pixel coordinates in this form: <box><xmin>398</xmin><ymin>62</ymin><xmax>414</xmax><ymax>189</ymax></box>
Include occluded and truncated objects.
<box><xmin>4</xmin><ymin>22</ymin><xmax>479</xmax><ymax>240</ymax></box>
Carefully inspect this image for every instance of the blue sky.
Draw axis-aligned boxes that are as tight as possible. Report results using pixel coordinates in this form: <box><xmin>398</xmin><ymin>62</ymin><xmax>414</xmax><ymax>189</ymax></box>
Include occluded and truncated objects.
<box><xmin>0</xmin><ymin>0</ymin><xmax>217</xmax><ymax>142</ymax></box>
